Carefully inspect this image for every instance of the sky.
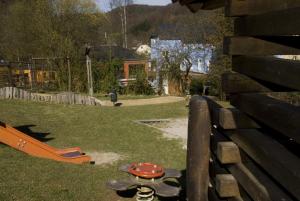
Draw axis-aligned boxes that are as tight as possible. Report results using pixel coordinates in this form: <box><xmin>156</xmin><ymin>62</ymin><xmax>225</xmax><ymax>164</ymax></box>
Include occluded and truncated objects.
<box><xmin>96</xmin><ymin>0</ymin><xmax>171</xmax><ymax>12</ymax></box>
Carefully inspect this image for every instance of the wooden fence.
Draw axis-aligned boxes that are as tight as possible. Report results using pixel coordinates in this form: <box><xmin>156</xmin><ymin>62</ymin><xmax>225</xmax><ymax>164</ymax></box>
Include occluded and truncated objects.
<box><xmin>0</xmin><ymin>87</ymin><xmax>103</xmax><ymax>106</ymax></box>
<box><xmin>174</xmin><ymin>0</ymin><xmax>300</xmax><ymax>201</ymax></box>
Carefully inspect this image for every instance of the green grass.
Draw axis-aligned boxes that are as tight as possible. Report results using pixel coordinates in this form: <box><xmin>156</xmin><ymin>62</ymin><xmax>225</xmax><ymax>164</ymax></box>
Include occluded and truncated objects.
<box><xmin>0</xmin><ymin>100</ymin><xmax>187</xmax><ymax>201</ymax></box>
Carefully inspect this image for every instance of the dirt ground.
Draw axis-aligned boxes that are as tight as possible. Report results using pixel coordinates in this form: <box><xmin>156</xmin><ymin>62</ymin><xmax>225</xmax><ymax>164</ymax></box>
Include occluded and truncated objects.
<box><xmin>87</xmin><ymin>151</ymin><xmax>123</xmax><ymax>165</ymax></box>
<box><xmin>101</xmin><ymin>96</ymin><xmax>185</xmax><ymax>106</ymax></box>
<box><xmin>137</xmin><ymin>118</ymin><xmax>188</xmax><ymax>149</ymax></box>
<box><xmin>89</xmin><ymin>118</ymin><xmax>189</xmax><ymax>166</ymax></box>
<box><xmin>158</xmin><ymin>118</ymin><xmax>188</xmax><ymax>149</ymax></box>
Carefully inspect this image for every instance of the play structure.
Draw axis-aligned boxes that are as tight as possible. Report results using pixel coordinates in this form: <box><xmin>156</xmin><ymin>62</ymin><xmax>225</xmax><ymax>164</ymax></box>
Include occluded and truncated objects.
<box><xmin>0</xmin><ymin>122</ymin><xmax>92</xmax><ymax>164</ymax></box>
<box><xmin>107</xmin><ymin>162</ymin><xmax>181</xmax><ymax>201</ymax></box>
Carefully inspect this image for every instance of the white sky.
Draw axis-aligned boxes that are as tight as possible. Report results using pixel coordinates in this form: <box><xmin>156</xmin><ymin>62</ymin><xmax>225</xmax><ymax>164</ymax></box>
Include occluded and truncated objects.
<box><xmin>96</xmin><ymin>0</ymin><xmax>171</xmax><ymax>12</ymax></box>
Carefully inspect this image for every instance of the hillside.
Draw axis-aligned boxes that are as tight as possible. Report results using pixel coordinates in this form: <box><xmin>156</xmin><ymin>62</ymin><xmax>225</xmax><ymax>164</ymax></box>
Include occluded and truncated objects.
<box><xmin>107</xmin><ymin>3</ymin><xmax>225</xmax><ymax>47</ymax></box>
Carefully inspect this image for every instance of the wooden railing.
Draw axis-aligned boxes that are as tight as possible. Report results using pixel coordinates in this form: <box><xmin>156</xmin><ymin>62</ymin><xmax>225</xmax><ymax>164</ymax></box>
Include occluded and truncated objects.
<box><xmin>181</xmin><ymin>1</ymin><xmax>300</xmax><ymax>201</ymax></box>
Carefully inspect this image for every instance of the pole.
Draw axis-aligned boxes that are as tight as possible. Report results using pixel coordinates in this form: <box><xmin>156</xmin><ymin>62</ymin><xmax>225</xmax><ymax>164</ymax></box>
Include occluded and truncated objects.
<box><xmin>7</xmin><ymin>62</ymin><xmax>13</xmax><ymax>87</ymax></box>
<box><xmin>89</xmin><ymin>57</ymin><xmax>93</xmax><ymax>97</ymax></box>
<box><xmin>67</xmin><ymin>57</ymin><xmax>71</xmax><ymax>92</ymax></box>
<box><xmin>86</xmin><ymin>55</ymin><xmax>90</xmax><ymax>95</ymax></box>
<box><xmin>86</xmin><ymin>55</ymin><xmax>93</xmax><ymax>96</ymax></box>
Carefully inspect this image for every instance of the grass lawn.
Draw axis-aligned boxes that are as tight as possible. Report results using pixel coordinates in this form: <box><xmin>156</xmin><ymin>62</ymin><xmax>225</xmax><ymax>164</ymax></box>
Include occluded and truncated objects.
<box><xmin>0</xmin><ymin>100</ymin><xmax>187</xmax><ymax>201</ymax></box>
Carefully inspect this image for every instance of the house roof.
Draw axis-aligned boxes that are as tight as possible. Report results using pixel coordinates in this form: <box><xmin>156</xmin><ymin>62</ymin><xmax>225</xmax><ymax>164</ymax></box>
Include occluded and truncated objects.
<box><xmin>90</xmin><ymin>45</ymin><xmax>143</xmax><ymax>61</ymax></box>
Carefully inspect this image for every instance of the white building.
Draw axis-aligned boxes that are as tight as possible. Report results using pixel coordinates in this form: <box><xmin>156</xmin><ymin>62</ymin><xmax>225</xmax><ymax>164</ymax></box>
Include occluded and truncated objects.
<box><xmin>136</xmin><ymin>44</ymin><xmax>151</xmax><ymax>56</ymax></box>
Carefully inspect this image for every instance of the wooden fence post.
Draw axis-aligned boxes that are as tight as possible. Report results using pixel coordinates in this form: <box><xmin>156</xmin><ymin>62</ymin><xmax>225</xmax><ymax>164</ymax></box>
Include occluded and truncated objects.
<box><xmin>187</xmin><ymin>95</ymin><xmax>211</xmax><ymax>201</ymax></box>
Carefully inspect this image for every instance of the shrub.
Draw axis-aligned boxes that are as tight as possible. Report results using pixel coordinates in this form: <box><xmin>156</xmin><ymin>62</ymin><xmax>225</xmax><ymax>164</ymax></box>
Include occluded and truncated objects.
<box><xmin>190</xmin><ymin>78</ymin><xmax>204</xmax><ymax>95</ymax></box>
<box><xmin>126</xmin><ymin>71</ymin><xmax>154</xmax><ymax>95</ymax></box>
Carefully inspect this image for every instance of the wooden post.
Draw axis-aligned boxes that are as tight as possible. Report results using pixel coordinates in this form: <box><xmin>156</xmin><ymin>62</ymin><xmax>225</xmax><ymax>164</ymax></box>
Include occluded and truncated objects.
<box><xmin>187</xmin><ymin>95</ymin><xmax>211</xmax><ymax>201</ymax></box>
<box><xmin>7</xmin><ymin>63</ymin><xmax>13</xmax><ymax>87</ymax></box>
<box><xmin>67</xmin><ymin>57</ymin><xmax>71</xmax><ymax>92</ymax></box>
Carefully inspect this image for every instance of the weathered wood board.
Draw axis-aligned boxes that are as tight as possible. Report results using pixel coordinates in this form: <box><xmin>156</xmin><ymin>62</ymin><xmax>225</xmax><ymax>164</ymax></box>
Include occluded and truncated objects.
<box><xmin>230</xmin><ymin>93</ymin><xmax>300</xmax><ymax>143</ymax></box>
<box><xmin>225</xmin><ymin>0</ymin><xmax>300</xmax><ymax>16</ymax></box>
<box><xmin>232</xmin><ymin>56</ymin><xmax>300</xmax><ymax>91</ymax></box>
<box><xmin>225</xmin><ymin>129</ymin><xmax>300</xmax><ymax>200</ymax></box>
<box><xmin>234</xmin><ymin>7</ymin><xmax>300</xmax><ymax>36</ymax></box>
<box><xmin>224</xmin><ymin>37</ymin><xmax>300</xmax><ymax>55</ymax></box>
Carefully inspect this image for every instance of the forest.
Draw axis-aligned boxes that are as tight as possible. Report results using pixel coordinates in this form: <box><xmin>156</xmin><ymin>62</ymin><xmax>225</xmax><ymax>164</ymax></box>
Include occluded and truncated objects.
<box><xmin>0</xmin><ymin>0</ymin><xmax>232</xmax><ymax>95</ymax></box>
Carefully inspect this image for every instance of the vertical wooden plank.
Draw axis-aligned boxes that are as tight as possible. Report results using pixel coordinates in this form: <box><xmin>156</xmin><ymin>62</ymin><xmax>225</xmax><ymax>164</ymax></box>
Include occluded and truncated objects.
<box><xmin>0</xmin><ymin>88</ymin><xmax>3</xmax><ymax>99</ymax></box>
<box><xmin>7</xmin><ymin>64</ymin><xmax>13</xmax><ymax>87</ymax></box>
<box><xmin>187</xmin><ymin>95</ymin><xmax>211</xmax><ymax>201</ymax></box>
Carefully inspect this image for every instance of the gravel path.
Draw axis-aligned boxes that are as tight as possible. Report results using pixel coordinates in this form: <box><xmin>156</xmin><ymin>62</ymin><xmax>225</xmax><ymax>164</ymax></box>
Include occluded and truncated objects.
<box><xmin>101</xmin><ymin>96</ymin><xmax>185</xmax><ymax>106</ymax></box>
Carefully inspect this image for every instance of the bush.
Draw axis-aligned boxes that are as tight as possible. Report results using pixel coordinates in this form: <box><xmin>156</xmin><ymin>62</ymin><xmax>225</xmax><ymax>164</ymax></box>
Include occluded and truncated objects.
<box><xmin>189</xmin><ymin>78</ymin><xmax>204</xmax><ymax>95</ymax></box>
<box><xmin>126</xmin><ymin>71</ymin><xmax>154</xmax><ymax>95</ymax></box>
<box><xmin>93</xmin><ymin>59</ymin><xmax>122</xmax><ymax>94</ymax></box>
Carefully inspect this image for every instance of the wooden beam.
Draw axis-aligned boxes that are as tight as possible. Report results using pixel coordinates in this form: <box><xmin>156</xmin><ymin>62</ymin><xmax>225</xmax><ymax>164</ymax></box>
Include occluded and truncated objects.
<box><xmin>232</xmin><ymin>56</ymin><xmax>300</xmax><ymax>91</ymax></box>
<box><xmin>187</xmin><ymin>96</ymin><xmax>211</xmax><ymax>201</ymax></box>
<box><xmin>225</xmin><ymin>0</ymin><xmax>300</xmax><ymax>16</ymax></box>
<box><xmin>210</xmin><ymin>152</ymin><xmax>252</xmax><ymax>201</ymax></box>
<box><xmin>186</xmin><ymin>3</ymin><xmax>204</xmax><ymax>12</ymax></box>
<box><xmin>224</xmin><ymin>129</ymin><xmax>300</xmax><ymax>200</ymax></box>
<box><xmin>212</xmin><ymin>131</ymin><xmax>293</xmax><ymax>201</ymax></box>
<box><xmin>228</xmin><ymin>163</ymin><xmax>293</xmax><ymax>201</ymax></box>
<box><xmin>216</xmin><ymin>174</ymin><xmax>240</xmax><ymax>198</ymax></box>
<box><xmin>217</xmin><ymin>142</ymin><xmax>241</xmax><ymax>164</ymax></box>
<box><xmin>204</xmin><ymin>96</ymin><xmax>260</xmax><ymax>129</ymax></box>
<box><xmin>230</xmin><ymin>93</ymin><xmax>300</xmax><ymax>144</ymax></box>
<box><xmin>218</xmin><ymin>108</ymin><xmax>260</xmax><ymax>129</ymax></box>
<box><xmin>202</xmin><ymin>0</ymin><xmax>225</xmax><ymax>9</ymax></box>
<box><xmin>175</xmin><ymin>0</ymin><xmax>224</xmax><ymax>11</ymax></box>
<box><xmin>222</xmin><ymin>72</ymin><xmax>272</xmax><ymax>94</ymax></box>
<box><xmin>234</xmin><ymin>7</ymin><xmax>300</xmax><ymax>36</ymax></box>
<box><xmin>224</xmin><ymin>37</ymin><xmax>300</xmax><ymax>55</ymax></box>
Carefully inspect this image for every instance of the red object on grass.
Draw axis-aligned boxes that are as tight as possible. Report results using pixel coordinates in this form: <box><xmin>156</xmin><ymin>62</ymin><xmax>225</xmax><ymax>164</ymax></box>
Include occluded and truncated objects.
<box><xmin>128</xmin><ymin>162</ymin><xmax>165</xmax><ymax>178</ymax></box>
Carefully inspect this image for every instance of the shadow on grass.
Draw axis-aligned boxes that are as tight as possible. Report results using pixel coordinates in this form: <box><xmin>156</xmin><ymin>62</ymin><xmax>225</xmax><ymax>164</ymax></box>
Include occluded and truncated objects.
<box><xmin>117</xmin><ymin>188</ymin><xmax>137</xmax><ymax>198</ymax></box>
<box><xmin>14</xmin><ymin>125</ymin><xmax>54</xmax><ymax>142</ymax></box>
<box><xmin>114</xmin><ymin>102</ymin><xmax>123</xmax><ymax>107</ymax></box>
<box><xmin>114</xmin><ymin>170</ymin><xmax>187</xmax><ymax>201</ymax></box>
<box><xmin>159</xmin><ymin>169</ymin><xmax>186</xmax><ymax>201</ymax></box>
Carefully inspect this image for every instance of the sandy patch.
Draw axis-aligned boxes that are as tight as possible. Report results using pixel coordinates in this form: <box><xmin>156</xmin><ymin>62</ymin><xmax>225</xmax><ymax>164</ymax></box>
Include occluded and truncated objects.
<box><xmin>87</xmin><ymin>152</ymin><xmax>123</xmax><ymax>166</ymax></box>
<box><xmin>136</xmin><ymin>118</ymin><xmax>188</xmax><ymax>149</ymax></box>
<box><xmin>158</xmin><ymin>118</ymin><xmax>188</xmax><ymax>149</ymax></box>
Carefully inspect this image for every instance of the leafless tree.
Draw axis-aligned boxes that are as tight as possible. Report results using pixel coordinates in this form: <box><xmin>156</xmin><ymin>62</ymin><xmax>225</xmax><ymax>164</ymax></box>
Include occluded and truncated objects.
<box><xmin>109</xmin><ymin>0</ymin><xmax>133</xmax><ymax>48</ymax></box>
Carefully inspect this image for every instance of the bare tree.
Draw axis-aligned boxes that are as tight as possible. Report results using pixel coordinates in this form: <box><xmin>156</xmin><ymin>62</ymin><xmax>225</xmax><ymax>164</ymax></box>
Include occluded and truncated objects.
<box><xmin>109</xmin><ymin>0</ymin><xmax>133</xmax><ymax>48</ymax></box>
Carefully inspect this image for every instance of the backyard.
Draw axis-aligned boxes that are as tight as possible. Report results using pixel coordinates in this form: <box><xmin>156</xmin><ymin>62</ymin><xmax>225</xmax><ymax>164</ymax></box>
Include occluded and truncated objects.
<box><xmin>0</xmin><ymin>100</ymin><xmax>187</xmax><ymax>201</ymax></box>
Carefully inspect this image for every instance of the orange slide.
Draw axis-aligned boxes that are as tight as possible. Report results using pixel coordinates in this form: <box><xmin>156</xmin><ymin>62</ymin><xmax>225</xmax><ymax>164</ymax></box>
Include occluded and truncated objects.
<box><xmin>0</xmin><ymin>123</ymin><xmax>92</xmax><ymax>164</ymax></box>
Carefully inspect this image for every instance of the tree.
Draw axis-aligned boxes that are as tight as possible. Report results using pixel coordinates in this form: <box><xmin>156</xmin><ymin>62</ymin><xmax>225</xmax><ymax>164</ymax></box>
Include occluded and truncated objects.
<box><xmin>109</xmin><ymin>0</ymin><xmax>133</xmax><ymax>48</ymax></box>
<box><xmin>0</xmin><ymin>0</ymin><xmax>106</xmax><ymax>92</ymax></box>
<box><xmin>152</xmin><ymin>38</ymin><xmax>212</xmax><ymax>96</ymax></box>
